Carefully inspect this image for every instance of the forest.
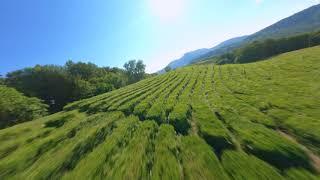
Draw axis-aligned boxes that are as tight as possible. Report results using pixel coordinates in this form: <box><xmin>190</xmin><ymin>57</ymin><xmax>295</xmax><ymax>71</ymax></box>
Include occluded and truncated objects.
<box><xmin>0</xmin><ymin>60</ymin><xmax>149</xmax><ymax>128</ymax></box>
<box><xmin>206</xmin><ymin>31</ymin><xmax>320</xmax><ymax>64</ymax></box>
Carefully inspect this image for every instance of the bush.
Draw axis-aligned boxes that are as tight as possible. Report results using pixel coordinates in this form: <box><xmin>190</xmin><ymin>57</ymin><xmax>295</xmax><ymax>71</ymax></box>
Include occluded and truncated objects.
<box><xmin>284</xmin><ymin>168</ymin><xmax>320</xmax><ymax>180</ymax></box>
<box><xmin>181</xmin><ymin>135</ymin><xmax>229</xmax><ymax>180</ymax></box>
<box><xmin>221</xmin><ymin>150</ymin><xmax>284</xmax><ymax>180</ymax></box>
<box><xmin>0</xmin><ymin>85</ymin><xmax>48</xmax><ymax>128</ymax></box>
<box><xmin>151</xmin><ymin>125</ymin><xmax>182</xmax><ymax>179</ymax></box>
<box><xmin>168</xmin><ymin>103</ymin><xmax>191</xmax><ymax>134</ymax></box>
<box><xmin>231</xmin><ymin>121</ymin><xmax>311</xmax><ymax>170</ymax></box>
<box><xmin>192</xmin><ymin>103</ymin><xmax>234</xmax><ymax>154</ymax></box>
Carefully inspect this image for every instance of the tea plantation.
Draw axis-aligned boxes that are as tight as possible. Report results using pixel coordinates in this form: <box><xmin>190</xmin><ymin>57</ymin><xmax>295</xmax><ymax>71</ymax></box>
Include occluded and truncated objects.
<box><xmin>0</xmin><ymin>46</ymin><xmax>320</xmax><ymax>179</ymax></box>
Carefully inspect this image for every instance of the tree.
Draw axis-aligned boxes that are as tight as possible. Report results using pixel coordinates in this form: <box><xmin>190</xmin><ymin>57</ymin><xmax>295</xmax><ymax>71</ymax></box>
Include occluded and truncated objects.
<box><xmin>164</xmin><ymin>66</ymin><xmax>172</xmax><ymax>72</ymax></box>
<box><xmin>0</xmin><ymin>85</ymin><xmax>48</xmax><ymax>128</ymax></box>
<box><xmin>123</xmin><ymin>60</ymin><xmax>146</xmax><ymax>84</ymax></box>
<box><xmin>0</xmin><ymin>75</ymin><xmax>4</xmax><ymax>85</ymax></box>
<box><xmin>72</xmin><ymin>78</ymin><xmax>95</xmax><ymax>99</ymax></box>
<box><xmin>229</xmin><ymin>30</ymin><xmax>320</xmax><ymax>64</ymax></box>
<box><xmin>5</xmin><ymin>65</ymin><xmax>74</xmax><ymax>112</ymax></box>
<box><xmin>65</xmin><ymin>60</ymin><xmax>102</xmax><ymax>80</ymax></box>
<box><xmin>4</xmin><ymin>60</ymin><xmax>147</xmax><ymax>113</ymax></box>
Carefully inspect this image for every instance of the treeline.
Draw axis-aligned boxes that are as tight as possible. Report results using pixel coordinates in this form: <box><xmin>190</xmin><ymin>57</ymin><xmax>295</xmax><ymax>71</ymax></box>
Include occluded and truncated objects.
<box><xmin>3</xmin><ymin>60</ymin><xmax>149</xmax><ymax>113</ymax></box>
<box><xmin>0</xmin><ymin>85</ymin><xmax>48</xmax><ymax>128</ymax></box>
<box><xmin>213</xmin><ymin>31</ymin><xmax>320</xmax><ymax>64</ymax></box>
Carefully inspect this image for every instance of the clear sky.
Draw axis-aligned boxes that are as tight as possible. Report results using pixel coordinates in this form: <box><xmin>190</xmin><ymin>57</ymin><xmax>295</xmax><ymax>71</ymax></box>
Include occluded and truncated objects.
<box><xmin>0</xmin><ymin>0</ymin><xmax>318</xmax><ymax>75</ymax></box>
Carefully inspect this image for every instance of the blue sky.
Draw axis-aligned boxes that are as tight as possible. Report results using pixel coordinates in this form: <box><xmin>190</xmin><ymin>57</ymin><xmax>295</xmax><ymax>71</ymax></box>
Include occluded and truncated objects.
<box><xmin>0</xmin><ymin>0</ymin><xmax>318</xmax><ymax>75</ymax></box>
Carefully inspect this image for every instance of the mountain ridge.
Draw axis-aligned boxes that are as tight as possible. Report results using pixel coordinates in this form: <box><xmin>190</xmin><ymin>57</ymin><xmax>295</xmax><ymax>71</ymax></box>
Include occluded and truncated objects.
<box><xmin>160</xmin><ymin>4</ymin><xmax>320</xmax><ymax>72</ymax></box>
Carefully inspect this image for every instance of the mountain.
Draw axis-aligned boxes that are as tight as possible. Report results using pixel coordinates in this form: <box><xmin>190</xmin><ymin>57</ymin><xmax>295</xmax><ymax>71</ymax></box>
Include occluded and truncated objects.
<box><xmin>193</xmin><ymin>35</ymin><xmax>249</xmax><ymax>63</ymax></box>
<box><xmin>246</xmin><ymin>4</ymin><xmax>320</xmax><ymax>42</ymax></box>
<box><xmin>158</xmin><ymin>48</ymin><xmax>211</xmax><ymax>73</ymax></box>
<box><xmin>1</xmin><ymin>47</ymin><xmax>320</xmax><ymax>179</ymax></box>
<box><xmin>158</xmin><ymin>36</ymin><xmax>247</xmax><ymax>73</ymax></box>
<box><xmin>160</xmin><ymin>4</ymin><xmax>320</xmax><ymax>71</ymax></box>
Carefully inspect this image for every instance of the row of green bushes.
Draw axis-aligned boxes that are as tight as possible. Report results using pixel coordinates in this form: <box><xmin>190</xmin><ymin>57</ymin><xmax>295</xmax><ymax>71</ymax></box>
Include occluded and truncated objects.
<box><xmin>222</xmin><ymin>150</ymin><xmax>319</xmax><ymax>179</ymax></box>
<box><xmin>191</xmin><ymin>67</ymin><xmax>234</xmax><ymax>154</ymax></box>
<box><xmin>65</xmin><ymin>70</ymin><xmax>169</xmax><ymax>113</ymax></box>
<box><xmin>146</xmin><ymin>72</ymin><xmax>189</xmax><ymax>123</ymax></box>
<box><xmin>133</xmin><ymin>72</ymin><xmax>179</xmax><ymax>118</ymax></box>
<box><xmin>62</xmin><ymin>115</ymin><xmax>140</xmax><ymax>179</ymax></box>
<box><xmin>151</xmin><ymin>125</ymin><xmax>182</xmax><ymax>179</ymax></box>
<box><xmin>168</xmin><ymin>68</ymin><xmax>201</xmax><ymax>134</ymax></box>
<box><xmin>210</xmin><ymin>60</ymin><xmax>320</xmax><ymax>172</ymax></box>
<box><xmin>108</xmin><ymin>73</ymin><xmax>178</xmax><ymax>112</ymax></box>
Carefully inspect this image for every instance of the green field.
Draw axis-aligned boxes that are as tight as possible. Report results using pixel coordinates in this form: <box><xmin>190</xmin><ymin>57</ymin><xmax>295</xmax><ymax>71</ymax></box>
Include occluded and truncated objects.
<box><xmin>0</xmin><ymin>46</ymin><xmax>320</xmax><ymax>179</ymax></box>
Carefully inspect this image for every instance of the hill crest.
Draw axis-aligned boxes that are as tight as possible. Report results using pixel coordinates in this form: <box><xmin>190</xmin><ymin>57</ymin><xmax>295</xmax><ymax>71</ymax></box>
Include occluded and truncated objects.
<box><xmin>1</xmin><ymin>47</ymin><xmax>319</xmax><ymax>179</ymax></box>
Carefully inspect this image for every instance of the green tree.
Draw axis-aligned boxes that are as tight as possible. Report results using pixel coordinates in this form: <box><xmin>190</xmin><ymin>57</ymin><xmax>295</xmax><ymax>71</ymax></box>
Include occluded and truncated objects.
<box><xmin>0</xmin><ymin>75</ymin><xmax>4</xmax><ymax>85</ymax></box>
<box><xmin>72</xmin><ymin>78</ymin><xmax>95</xmax><ymax>99</ymax></box>
<box><xmin>65</xmin><ymin>60</ymin><xmax>103</xmax><ymax>80</ymax></box>
<box><xmin>0</xmin><ymin>85</ymin><xmax>48</xmax><ymax>128</ymax></box>
<box><xmin>5</xmin><ymin>65</ymin><xmax>74</xmax><ymax>112</ymax></box>
<box><xmin>123</xmin><ymin>60</ymin><xmax>146</xmax><ymax>84</ymax></box>
<box><xmin>4</xmin><ymin>60</ymin><xmax>147</xmax><ymax>113</ymax></box>
<box><xmin>229</xmin><ymin>31</ymin><xmax>320</xmax><ymax>64</ymax></box>
<box><xmin>164</xmin><ymin>66</ymin><xmax>172</xmax><ymax>72</ymax></box>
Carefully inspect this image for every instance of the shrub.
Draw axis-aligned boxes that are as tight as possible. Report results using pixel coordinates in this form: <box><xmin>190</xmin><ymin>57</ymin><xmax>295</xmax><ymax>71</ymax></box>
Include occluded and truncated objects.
<box><xmin>231</xmin><ymin>121</ymin><xmax>311</xmax><ymax>170</ymax></box>
<box><xmin>0</xmin><ymin>85</ymin><xmax>48</xmax><ymax>128</ymax></box>
<box><xmin>151</xmin><ymin>125</ymin><xmax>182</xmax><ymax>179</ymax></box>
<box><xmin>192</xmin><ymin>102</ymin><xmax>234</xmax><ymax>154</ymax></box>
<box><xmin>284</xmin><ymin>168</ymin><xmax>320</xmax><ymax>180</ymax></box>
<box><xmin>181</xmin><ymin>135</ymin><xmax>229</xmax><ymax>180</ymax></box>
<box><xmin>221</xmin><ymin>150</ymin><xmax>284</xmax><ymax>180</ymax></box>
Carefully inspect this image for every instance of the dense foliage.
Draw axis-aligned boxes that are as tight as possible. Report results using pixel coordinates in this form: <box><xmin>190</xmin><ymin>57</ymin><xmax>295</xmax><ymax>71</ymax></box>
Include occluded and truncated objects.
<box><xmin>0</xmin><ymin>77</ymin><xmax>4</xmax><ymax>85</ymax></box>
<box><xmin>4</xmin><ymin>60</ymin><xmax>147</xmax><ymax>113</ymax></box>
<box><xmin>0</xmin><ymin>47</ymin><xmax>319</xmax><ymax>179</ymax></box>
<box><xmin>164</xmin><ymin>66</ymin><xmax>172</xmax><ymax>72</ymax></box>
<box><xmin>123</xmin><ymin>60</ymin><xmax>146</xmax><ymax>84</ymax></box>
<box><xmin>207</xmin><ymin>31</ymin><xmax>320</xmax><ymax>65</ymax></box>
<box><xmin>0</xmin><ymin>85</ymin><xmax>48</xmax><ymax>129</ymax></box>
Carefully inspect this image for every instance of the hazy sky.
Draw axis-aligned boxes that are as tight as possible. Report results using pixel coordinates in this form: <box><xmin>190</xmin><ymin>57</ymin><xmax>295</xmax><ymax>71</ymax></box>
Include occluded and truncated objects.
<box><xmin>0</xmin><ymin>0</ymin><xmax>319</xmax><ymax>74</ymax></box>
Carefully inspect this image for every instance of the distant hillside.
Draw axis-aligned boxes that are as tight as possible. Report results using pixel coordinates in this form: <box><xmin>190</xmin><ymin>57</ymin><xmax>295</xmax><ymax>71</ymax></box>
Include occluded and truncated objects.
<box><xmin>158</xmin><ymin>36</ymin><xmax>248</xmax><ymax>73</ymax></box>
<box><xmin>1</xmin><ymin>47</ymin><xmax>320</xmax><ymax>179</ymax></box>
<box><xmin>247</xmin><ymin>4</ymin><xmax>320</xmax><ymax>41</ymax></box>
<box><xmin>193</xmin><ymin>35</ymin><xmax>249</xmax><ymax>63</ymax></box>
<box><xmin>161</xmin><ymin>4</ymin><xmax>320</xmax><ymax>71</ymax></box>
<box><xmin>158</xmin><ymin>48</ymin><xmax>211</xmax><ymax>73</ymax></box>
<box><xmin>198</xmin><ymin>30</ymin><xmax>320</xmax><ymax>65</ymax></box>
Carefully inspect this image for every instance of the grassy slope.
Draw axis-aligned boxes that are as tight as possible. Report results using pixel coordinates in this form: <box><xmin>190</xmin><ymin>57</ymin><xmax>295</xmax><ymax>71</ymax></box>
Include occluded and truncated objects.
<box><xmin>0</xmin><ymin>46</ymin><xmax>320</xmax><ymax>179</ymax></box>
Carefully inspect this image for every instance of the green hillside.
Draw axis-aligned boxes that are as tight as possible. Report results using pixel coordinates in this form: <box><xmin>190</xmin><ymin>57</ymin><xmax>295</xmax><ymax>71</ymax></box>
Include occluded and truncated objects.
<box><xmin>162</xmin><ymin>4</ymin><xmax>320</xmax><ymax>71</ymax></box>
<box><xmin>0</xmin><ymin>46</ymin><xmax>320</xmax><ymax>179</ymax></box>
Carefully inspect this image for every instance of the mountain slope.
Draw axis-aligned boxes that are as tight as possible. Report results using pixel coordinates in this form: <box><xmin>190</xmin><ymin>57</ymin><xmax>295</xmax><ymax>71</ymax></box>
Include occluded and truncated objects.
<box><xmin>0</xmin><ymin>46</ymin><xmax>320</xmax><ymax>179</ymax></box>
<box><xmin>247</xmin><ymin>4</ymin><xmax>320</xmax><ymax>41</ymax></box>
<box><xmin>158</xmin><ymin>48</ymin><xmax>211</xmax><ymax>73</ymax></box>
<box><xmin>193</xmin><ymin>35</ymin><xmax>249</xmax><ymax>63</ymax></box>
<box><xmin>160</xmin><ymin>36</ymin><xmax>248</xmax><ymax>73</ymax></box>
<box><xmin>161</xmin><ymin>4</ymin><xmax>320</xmax><ymax>71</ymax></box>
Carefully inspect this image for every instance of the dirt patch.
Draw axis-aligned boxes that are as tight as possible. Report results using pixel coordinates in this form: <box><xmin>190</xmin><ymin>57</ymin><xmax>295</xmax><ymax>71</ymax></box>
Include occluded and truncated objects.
<box><xmin>277</xmin><ymin>130</ymin><xmax>320</xmax><ymax>173</ymax></box>
<box><xmin>189</xmin><ymin>116</ymin><xmax>199</xmax><ymax>136</ymax></box>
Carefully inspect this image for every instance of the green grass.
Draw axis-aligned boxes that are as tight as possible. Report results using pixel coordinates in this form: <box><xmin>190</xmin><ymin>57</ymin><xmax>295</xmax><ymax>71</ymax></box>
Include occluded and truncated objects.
<box><xmin>0</xmin><ymin>46</ymin><xmax>320</xmax><ymax>179</ymax></box>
